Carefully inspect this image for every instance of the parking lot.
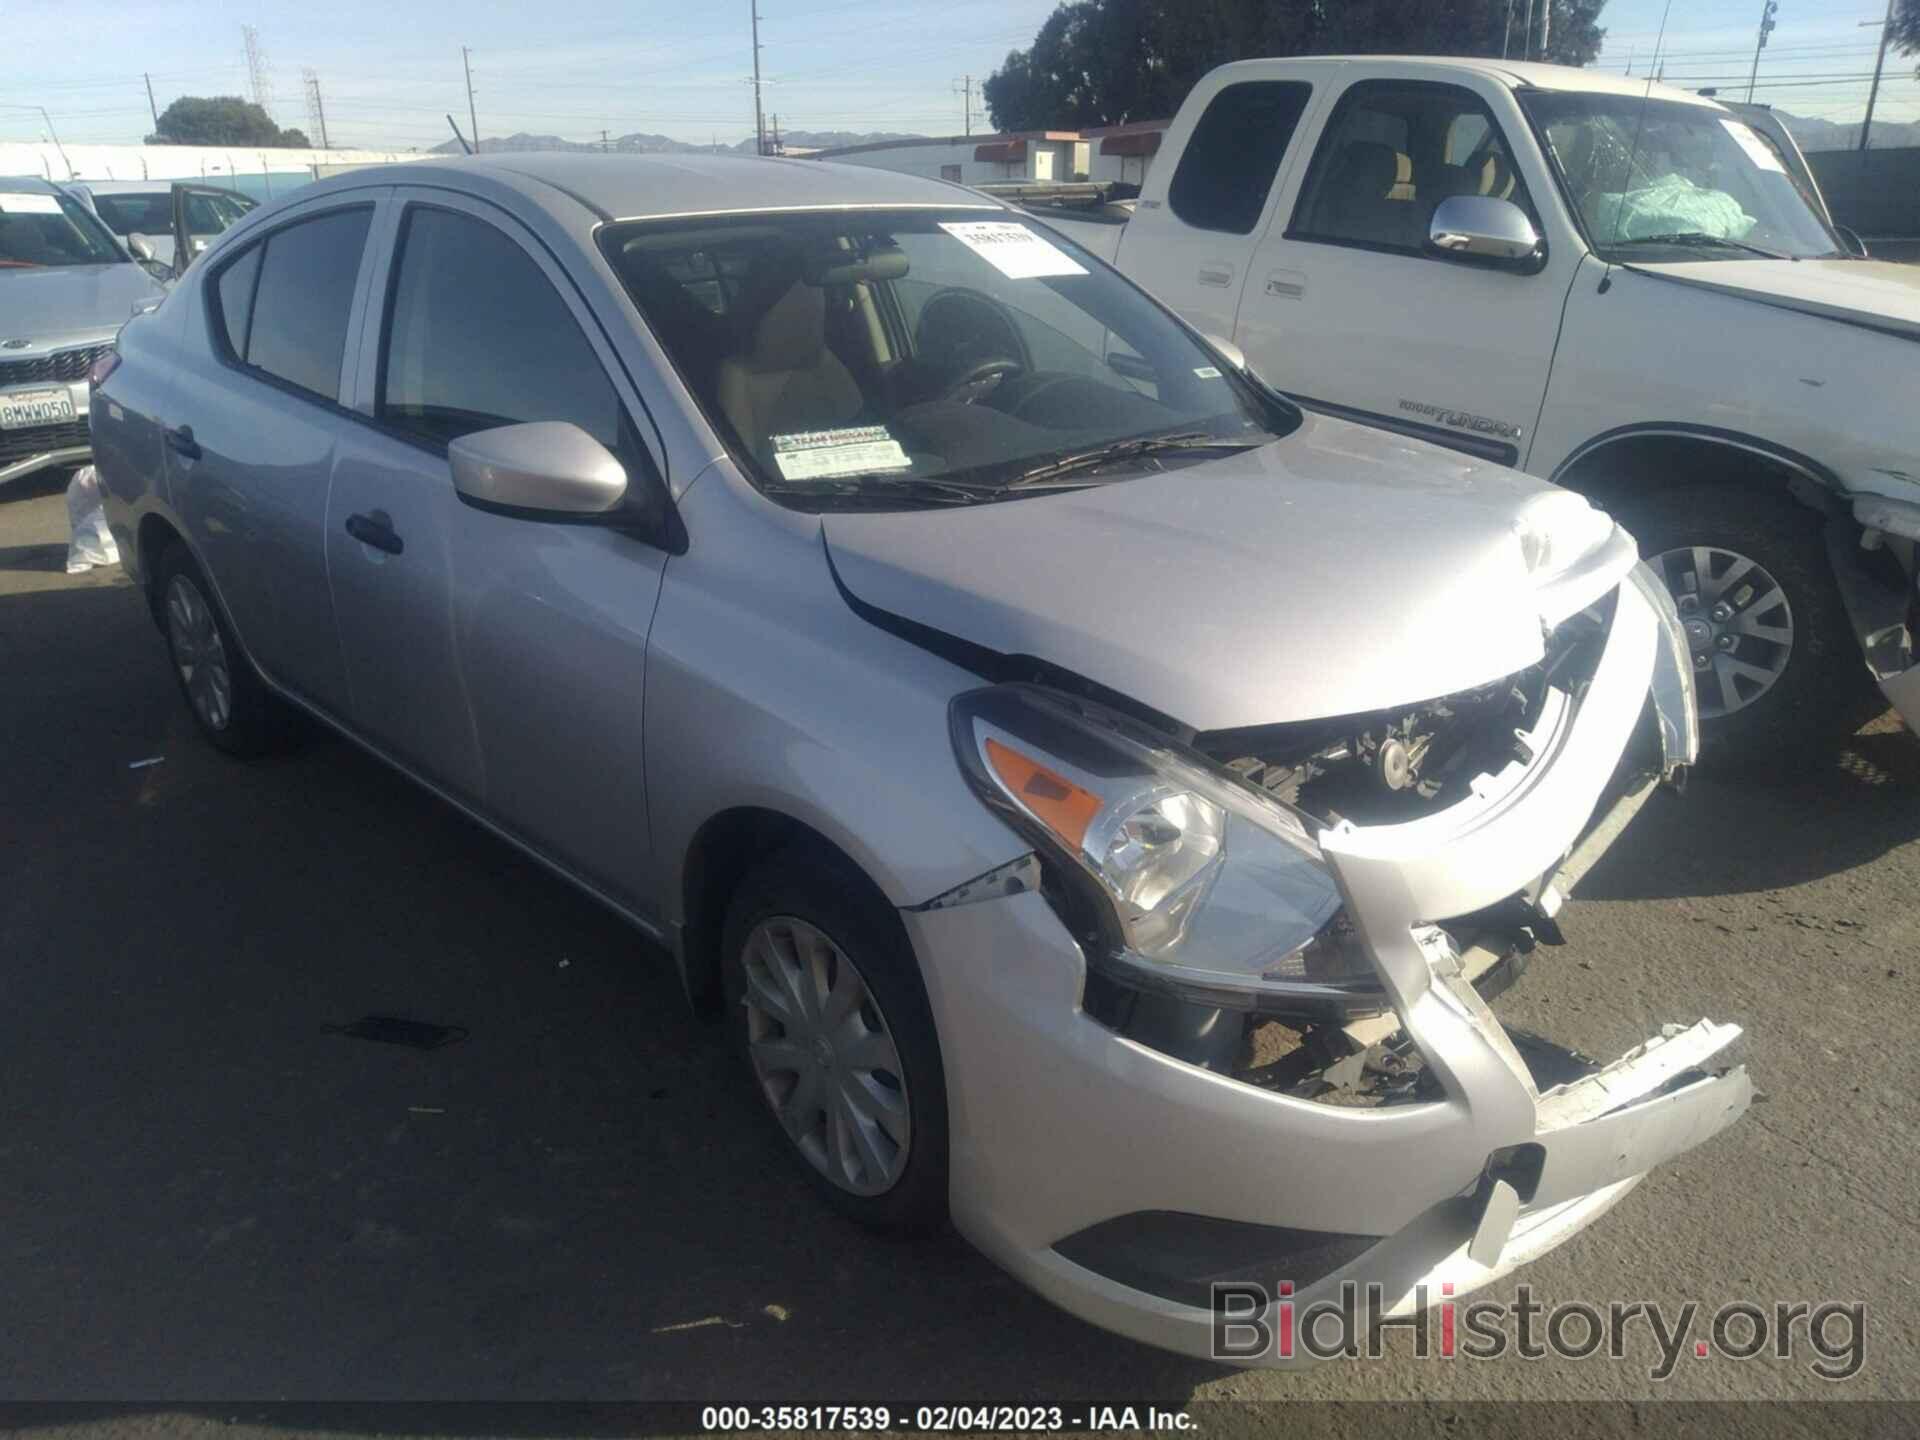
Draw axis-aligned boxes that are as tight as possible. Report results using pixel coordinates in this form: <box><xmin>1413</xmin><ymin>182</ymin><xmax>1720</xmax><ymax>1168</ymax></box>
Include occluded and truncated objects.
<box><xmin>3</xmin><ymin>466</ymin><xmax>1919</xmax><ymax>1408</ymax></box>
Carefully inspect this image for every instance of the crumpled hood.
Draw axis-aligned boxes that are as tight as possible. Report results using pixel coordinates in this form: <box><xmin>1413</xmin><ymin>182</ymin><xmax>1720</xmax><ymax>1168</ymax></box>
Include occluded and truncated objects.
<box><xmin>824</xmin><ymin>412</ymin><xmax>1636</xmax><ymax>732</ymax></box>
<box><xmin>1634</xmin><ymin>257</ymin><xmax>1920</xmax><ymax>341</ymax></box>
<box><xmin>0</xmin><ymin>262</ymin><xmax>163</xmax><ymax>353</ymax></box>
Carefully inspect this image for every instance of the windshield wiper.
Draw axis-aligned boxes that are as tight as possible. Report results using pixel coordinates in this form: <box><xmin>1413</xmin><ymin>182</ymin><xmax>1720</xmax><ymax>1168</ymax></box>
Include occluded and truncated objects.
<box><xmin>761</xmin><ymin>473</ymin><xmax>1000</xmax><ymax>507</ymax></box>
<box><xmin>1009</xmin><ymin>431</ymin><xmax>1269</xmax><ymax>487</ymax></box>
<box><xmin>1622</xmin><ymin>231</ymin><xmax>1789</xmax><ymax>260</ymax></box>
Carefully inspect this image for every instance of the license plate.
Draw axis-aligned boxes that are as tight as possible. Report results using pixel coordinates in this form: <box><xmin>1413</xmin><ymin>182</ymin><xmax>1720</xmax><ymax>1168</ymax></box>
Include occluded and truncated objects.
<box><xmin>0</xmin><ymin>386</ymin><xmax>76</xmax><ymax>430</ymax></box>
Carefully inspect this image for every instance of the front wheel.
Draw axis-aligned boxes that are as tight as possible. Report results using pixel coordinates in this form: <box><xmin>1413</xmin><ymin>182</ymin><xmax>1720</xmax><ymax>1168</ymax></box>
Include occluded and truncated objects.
<box><xmin>721</xmin><ymin>848</ymin><xmax>949</xmax><ymax>1232</ymax></box>
<box><xmin>1615</xmin><ymin>485</ymin><xmax>1880</xmax><ymax>767</ymax></box>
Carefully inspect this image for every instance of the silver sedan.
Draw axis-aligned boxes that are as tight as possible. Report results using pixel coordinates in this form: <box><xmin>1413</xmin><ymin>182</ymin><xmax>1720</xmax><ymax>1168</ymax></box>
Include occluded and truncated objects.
<box><xmin>92</xmin><ymin>152</ymin><xmax>1746</xmax><ymax>1364</ymax></box>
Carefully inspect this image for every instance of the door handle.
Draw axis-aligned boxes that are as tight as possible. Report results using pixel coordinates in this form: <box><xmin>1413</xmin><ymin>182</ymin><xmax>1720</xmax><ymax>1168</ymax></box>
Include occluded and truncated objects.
<box><xmin>1197</xmin><ymin>264</ymin><xmax>1235</xmax><ymax>289</ymax></box>
<box><xmin>345</xmin><ymin>511</ymin><xmax>404</xmax><ymax>556</ymax></box>
<box><xmin>163</xmin><ymin>424</ymin><xmax>201</xmax><ymax>460</ymax></box>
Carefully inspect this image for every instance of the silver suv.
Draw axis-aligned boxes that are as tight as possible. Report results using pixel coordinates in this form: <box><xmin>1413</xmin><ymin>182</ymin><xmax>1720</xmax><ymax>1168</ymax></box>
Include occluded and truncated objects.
<box><xmin>0</xmin><ymin>177</ymin><xmax>167</xmax><ymax>488</ymax></box>
<box><xmin>92</xmin><ymin>154</ymin><xmax>1748</xmax><ymax>1365</ymax></box>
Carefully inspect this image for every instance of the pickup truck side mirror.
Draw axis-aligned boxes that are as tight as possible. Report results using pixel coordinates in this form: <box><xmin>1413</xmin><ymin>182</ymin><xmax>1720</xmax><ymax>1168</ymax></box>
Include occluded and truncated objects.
<box><xmin>448</xmin><ymin>421</ymin><xmax>629</xmax><ymax>518</ymax></box>
<box><xmin>126</xmin><ymin>232</ymin><xmax>155</xmax><ymax>262</ymax></box>
<box><xmin>1427</xmin><ymin>196</ymin><xmax>1545</xmax><ymax>273</ymax></box>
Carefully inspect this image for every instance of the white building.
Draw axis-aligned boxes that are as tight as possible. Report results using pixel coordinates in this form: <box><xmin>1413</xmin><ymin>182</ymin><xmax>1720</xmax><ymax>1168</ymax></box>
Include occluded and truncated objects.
<box><xmin>807</xmin><ymin>120</ymin><xmax>1171</xmax><ymax>190</ymax></box>
<box><xmin>0</xmin><ymin>141</ymin><xmax>424</xmax><ymax>197</ymax></box>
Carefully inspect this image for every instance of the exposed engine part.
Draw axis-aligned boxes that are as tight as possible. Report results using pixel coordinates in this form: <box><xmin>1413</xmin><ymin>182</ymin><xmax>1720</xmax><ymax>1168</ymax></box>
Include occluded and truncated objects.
<box><xmin>1205</xmin><ymin>605</ymin><xmax>1612</xmax><ymax>826</ymax></box>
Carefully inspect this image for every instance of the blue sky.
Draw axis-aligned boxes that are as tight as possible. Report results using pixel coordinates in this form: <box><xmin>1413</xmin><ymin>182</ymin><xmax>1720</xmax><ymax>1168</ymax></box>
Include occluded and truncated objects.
<box><xmin>2</xmin><ymin>0</ymin><xmax>1913</xmax><ymax>150</ymax></box>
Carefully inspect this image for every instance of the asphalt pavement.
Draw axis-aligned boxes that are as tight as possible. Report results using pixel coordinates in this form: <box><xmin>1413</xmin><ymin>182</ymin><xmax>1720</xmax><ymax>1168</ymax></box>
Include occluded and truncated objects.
<box><xmin>3</xmin><ymin>469</ymin><xmax>1918</xmax><ymax>1420</ymax></box>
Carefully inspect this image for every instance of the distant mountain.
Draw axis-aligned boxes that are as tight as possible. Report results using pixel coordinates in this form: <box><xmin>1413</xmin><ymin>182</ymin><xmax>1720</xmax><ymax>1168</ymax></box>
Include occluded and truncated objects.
<box><xmin>1774</xmin><ymin>110</ymin><xmax>1920</xmax><ymax>152</ymax></box>
<box><xmin>433</xmin><ymin>128</ymin><xmax>923</xmax><ymax>157</ymax></box>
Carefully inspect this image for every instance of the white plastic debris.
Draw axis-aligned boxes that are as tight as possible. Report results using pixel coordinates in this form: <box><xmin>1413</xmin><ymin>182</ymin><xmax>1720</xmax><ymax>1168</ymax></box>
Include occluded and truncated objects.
<box><xmin>64</xmin><ymin>466</ymin><xmax>120</xmax><ymax>574</ymax></box>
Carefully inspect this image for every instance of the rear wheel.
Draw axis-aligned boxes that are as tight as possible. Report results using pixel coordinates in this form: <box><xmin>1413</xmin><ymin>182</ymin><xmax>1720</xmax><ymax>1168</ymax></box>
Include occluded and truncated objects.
<box><xmin>154</xmin><ymin>545</ymin><xmax>282</xmax><ymax>757</ymax></box>
<box><xmin>721</xmin><ymin>848</ymin><xmax>949</xmax><ymax>1232</ymax></box>
<box><xmin>1615</xmin><ymin>485</ymin><xmax>1880</xmax><ymax>766</ymax></box>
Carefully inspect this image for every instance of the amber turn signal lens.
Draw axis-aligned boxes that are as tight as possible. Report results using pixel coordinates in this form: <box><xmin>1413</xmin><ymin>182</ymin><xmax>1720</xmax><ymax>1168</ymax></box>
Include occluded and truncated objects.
<box><xmin>984</xmin><ymin>737</ymin><xmax>1103</xmax><ymax>851</ymax></box>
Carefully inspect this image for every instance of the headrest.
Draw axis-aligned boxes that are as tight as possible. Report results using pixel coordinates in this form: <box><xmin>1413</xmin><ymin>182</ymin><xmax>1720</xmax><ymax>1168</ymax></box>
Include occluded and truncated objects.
<box><xmin>749</xmin><ymin>280</ymin><xmax>828</xmax><ymax>372</ymax></box>
<box><xmin>1334</xmin><ymin>141</ymin><xmax>1401</xmax><ymax>196</ymax></box>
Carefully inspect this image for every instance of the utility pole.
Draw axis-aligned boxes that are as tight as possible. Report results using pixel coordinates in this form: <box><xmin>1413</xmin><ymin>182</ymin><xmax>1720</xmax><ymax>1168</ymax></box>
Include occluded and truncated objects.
<box><xmin>601</xmin><ymin>128</ymin><xmax>610</xmax><ymax>152</ymax></box>
<box><xmin>1538</xmin><ymin>0</ymin><xmax>1550</xmax><ymax>61</ymax></box>
<box><xmin>143</xmin><ymin>72</ymin><xmax>159</xmax><ymax>127</ymax></box>
<box><xmin>952</xmin><ymin>74</ymin><xmax>973</xmax><ymax>135</ymax></box>
<box><xmin>462</xmin><ymin>46</ymin><xmax>480</xmax><ymax>155</ymax></box>
<box><xmin>750</xmin><ymin>1</ymin><xmax>766</xmax><ymax>155</ymax></box>
<box><xmin>1860</xmin><ymin>0</ymin><xmax>1896</xmax><ymax>151</ymax></box>
<box><xmin>1520</xmin><ymin>0</ymin><xmax>1536</xmax><ymax>61</ymax></box>
<box><xmin>1746</xmin><ymin>0</ymin><xmax>1778</xmax><ymax>103</ymax></box>
<box><xmin>770</xmin><ymin>113</ymin><xmax>782</xmax><ymax>154</ymax></box>
<box><xmin>1502</xmin><ymin>0</ymin><xmax>1517</xmax><ymax>59</ymax></box>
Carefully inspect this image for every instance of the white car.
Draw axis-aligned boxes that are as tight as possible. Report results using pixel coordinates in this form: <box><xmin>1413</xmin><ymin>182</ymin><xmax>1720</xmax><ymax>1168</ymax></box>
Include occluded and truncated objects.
<box><xmin>1031</xmin><ymin>57</ymin><xmax>1920</xmax><ymax>762</ymax></box>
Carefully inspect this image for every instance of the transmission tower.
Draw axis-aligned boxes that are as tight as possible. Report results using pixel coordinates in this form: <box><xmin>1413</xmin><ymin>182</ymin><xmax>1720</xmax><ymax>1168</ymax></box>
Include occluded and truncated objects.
<box><xmin>302</xmin><ymin>68</ymin><xmax>330</xmax><ymax>149</ymax></box>
<box><xmin>243</xmin><ymin>24</ymin><xmax>274</xmax><ymax>118</ymax></box>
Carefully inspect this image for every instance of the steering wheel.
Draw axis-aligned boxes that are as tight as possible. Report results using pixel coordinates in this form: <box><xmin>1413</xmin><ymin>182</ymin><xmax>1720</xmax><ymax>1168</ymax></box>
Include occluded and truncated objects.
<box><xmin>939</xmin><ymin>357</ymin><xmax>1025</xmax><ymax>405</ymax></box>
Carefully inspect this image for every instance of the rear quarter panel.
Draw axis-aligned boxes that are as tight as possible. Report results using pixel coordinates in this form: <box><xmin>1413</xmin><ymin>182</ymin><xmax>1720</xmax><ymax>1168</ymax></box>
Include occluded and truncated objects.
<box><xmin>92</xmin><ymin>293</ymin><xmax>190</xmax><ymax>584</ymax></box>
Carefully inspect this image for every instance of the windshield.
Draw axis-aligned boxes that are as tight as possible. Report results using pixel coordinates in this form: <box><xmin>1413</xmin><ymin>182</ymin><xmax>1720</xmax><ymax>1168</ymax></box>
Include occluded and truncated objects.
<box><xmin>0</xmin><ymin>188</ymin><xmax>124</xmax><ymax>268</ymax></box>
<box><xmin>1520</xmin><ymin>92</ymin><xmax>1840</xmax><ymax>260</ymax></box>
<box><xmin>599</xmin><ymin>208</ymin><xmax>1297</xmax><ymax>508</ymax></box>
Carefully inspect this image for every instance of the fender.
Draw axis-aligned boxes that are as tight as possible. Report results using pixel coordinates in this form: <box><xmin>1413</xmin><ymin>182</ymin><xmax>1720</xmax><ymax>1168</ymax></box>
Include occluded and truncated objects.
<box><xmin>1549</xmin><ymin>421</ymin><xmax>1845</xmax><ymax>517</ymax></box>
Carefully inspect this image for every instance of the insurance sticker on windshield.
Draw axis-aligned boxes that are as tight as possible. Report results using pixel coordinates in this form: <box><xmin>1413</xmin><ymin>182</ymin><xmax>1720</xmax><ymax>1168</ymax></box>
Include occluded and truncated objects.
<box><xmin>770</xmin><ymin>425</ymin><xmax>913</xmax><ymax>481</ymax></box>
<box><xmin>0</xmin><ymin>192</ymin><xmax>62</xmax><ymax>214</ymax></box>
<box><xmin>1719</xmin><ymin>119</ymin><xmax>1786</xmax><ymax>174</ymax></box>
<box><xmin>939</xmin><ymin>221</ymin><xmax>1087</xmax><ymax>280</ymax></box>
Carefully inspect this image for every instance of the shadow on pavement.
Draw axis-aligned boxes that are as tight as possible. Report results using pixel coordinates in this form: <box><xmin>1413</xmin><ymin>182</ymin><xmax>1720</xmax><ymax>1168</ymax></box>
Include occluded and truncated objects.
<box><xmin>0</xmin><ymin>579</ymin><xmax>1221</xmax><ymax>1402</ymax></box>
<box><xmin>1577</xmin><ymin>715</ymin><xmax>1920</xmax><ymax>904</ymax></box>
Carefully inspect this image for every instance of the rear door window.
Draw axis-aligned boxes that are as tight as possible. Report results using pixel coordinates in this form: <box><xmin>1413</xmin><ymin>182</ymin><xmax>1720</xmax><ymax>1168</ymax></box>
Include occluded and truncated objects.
<box><xmin>1166</xmin><ymin>81</ymin><xmax>1314</xmax><ymax>235</ymax></box>
<box><xmin>213</xmin><ymin>244</ymin><xmax>262</xmax><ymax>359</ymax></box>
<box><xmin>377</xmin><ymin>205</ymin><xmax>624</xmax><ymax>453</ymax></box>
<box><xmin>237</xmin><ymin>207</ymin><xmax>374</xmax><ymax>402</ymax></box>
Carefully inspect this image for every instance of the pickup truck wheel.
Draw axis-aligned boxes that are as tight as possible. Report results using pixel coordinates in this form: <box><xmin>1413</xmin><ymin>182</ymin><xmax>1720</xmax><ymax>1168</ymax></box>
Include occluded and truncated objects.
<box><xmin>153</xmin><ymin>546</ymin><xmax>282</xmax><ymax>757</ymax></box>
<box><xmin>1617</xmin><ymin>486</ymin><xmax>1879</xmax><ymax>768</ymax></box>
<box><xmin>721</xmin><ymin>848</ymin><xmax>949</xmax><ymax>1233</ymax></box>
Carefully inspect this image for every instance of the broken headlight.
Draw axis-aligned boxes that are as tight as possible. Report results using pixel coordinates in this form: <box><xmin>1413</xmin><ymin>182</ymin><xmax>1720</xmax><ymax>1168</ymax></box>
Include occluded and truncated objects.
<box><xmin>950</xmin><ymin>684</ymin><xmax>1383</xmax><ymax>1014</ymax></box>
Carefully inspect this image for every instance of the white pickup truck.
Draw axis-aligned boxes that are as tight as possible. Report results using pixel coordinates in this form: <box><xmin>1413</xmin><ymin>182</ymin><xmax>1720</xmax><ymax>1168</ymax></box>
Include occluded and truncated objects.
<box><xmin>1032</xmin><ymin>57</ymin><xmax>1920</xmax><ymax>762</ymax></box>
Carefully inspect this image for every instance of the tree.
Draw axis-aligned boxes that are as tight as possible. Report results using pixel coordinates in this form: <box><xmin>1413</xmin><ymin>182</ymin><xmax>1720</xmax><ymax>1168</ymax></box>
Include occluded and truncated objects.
<box><xmin>984</xmin><ymin>0</ymin><xmax>1608</xmax><ymax>131</ymax></box>
<box><xmin>1895</xmin><ymin>0</ymin><xmax>1919</xmax><ymax>70</ymax></box>
<box><xmin>147</xmin><ymin>95</ymin><xmax>311</xmax><ymax>148</ymax></box>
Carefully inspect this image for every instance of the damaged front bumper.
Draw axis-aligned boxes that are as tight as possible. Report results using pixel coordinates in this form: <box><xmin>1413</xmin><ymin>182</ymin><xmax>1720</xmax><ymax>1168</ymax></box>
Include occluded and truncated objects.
<box><xmin>905</xmin><ymin>563</ymin><xmax>1747</xmax><ymax>1365</ymax></box>
<box><xmin>1839</xmin><ymin>494</ymin><xmax>1920</xmax><ymax>735</ymax></box>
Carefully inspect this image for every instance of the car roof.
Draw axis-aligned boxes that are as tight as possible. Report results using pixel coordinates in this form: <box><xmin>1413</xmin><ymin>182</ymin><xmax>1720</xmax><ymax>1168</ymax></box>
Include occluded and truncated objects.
<box><xmin>312</xmin><ymin>151</ymin><xmax>1008</xmax><ymax>223</ymax></box>
<box><xmin>0</xmin><ymin>175</ymin><xmax>64</xmax><ymax>194</ymax></box>
<box><xmin>1217</xmin><ymin>55</ymin><xmax>1722</xmax><ymax>109</ymax></box>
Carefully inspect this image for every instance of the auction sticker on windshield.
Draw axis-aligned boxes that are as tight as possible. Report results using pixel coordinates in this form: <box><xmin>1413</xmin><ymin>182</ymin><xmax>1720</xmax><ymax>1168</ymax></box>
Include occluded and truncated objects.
<box><xmin>771</xmin><ymin>425</ymin><xmax>913</xmax><ymax>481</ymax></box>
<box><xmin>940</xmin><ymin>221</ymin><xmax>1087</xmax><ymax>280</ymax></box>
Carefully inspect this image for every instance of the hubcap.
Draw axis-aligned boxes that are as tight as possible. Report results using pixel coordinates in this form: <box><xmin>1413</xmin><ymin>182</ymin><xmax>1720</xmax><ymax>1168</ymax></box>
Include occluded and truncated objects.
<box><xmin>740</xmin><ymin>916</ymin><xmax>911</xmax><ymax>1197</ymax></box>
<box><xmin>164</xmin><ymin>574</ymin><xmax>233</xmax><ymax>732</ymax></box>
<box><xmin>1651</xmin><ymin>545</ymin><xmax>1794</xmax><ymax>720</ymax></box>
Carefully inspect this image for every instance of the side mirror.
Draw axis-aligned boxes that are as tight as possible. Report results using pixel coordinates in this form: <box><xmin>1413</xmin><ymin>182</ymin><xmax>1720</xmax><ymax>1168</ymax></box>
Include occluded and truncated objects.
<box><xmin>1834</xmin><ymin>224</ymin><xmax>1869</xmax><ymax>259</ymax></box>
<box><xmin>1427</xmin><ymin>196</ymin><xmax>1544</xmax><ymax>270</ymax></box>
<box><xmin>126</xmin><ymin>232</ymin><xmax>155</xmax><ymax>261</ymax></box>
<box><xmin>448</xmin><ymin>421</ymin><xmax>628</xmax><ymax>517</ymax></box>
<box><xmin>1200</xmin><ymin>333</ymin><xmax>1249</xmax><ymax>372</ymax></box>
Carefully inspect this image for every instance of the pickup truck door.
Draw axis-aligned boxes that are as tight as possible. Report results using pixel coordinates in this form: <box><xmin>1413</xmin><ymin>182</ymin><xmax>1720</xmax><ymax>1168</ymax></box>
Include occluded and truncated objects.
<box><xmin>1232</xmin><ymin>71</ymin><xmax>1585</xmax><ymax>470</ymax></box>
<box><xmin>1117</xmin><ymin>76</ymin><xmax>1320</xmax><ymax>343</ymax></box>
<box><xmin>168</xmin><ymin>182</ymin><xmax>257</xmax><ymax>279</ymax></box>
